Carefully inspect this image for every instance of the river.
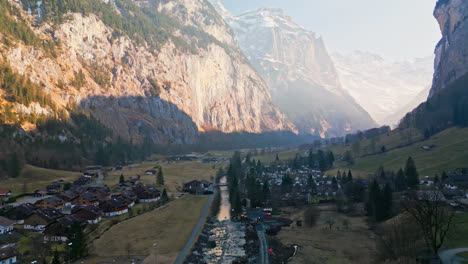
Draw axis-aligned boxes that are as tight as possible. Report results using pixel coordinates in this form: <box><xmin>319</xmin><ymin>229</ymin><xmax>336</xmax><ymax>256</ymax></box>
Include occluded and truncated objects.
<box><xmin>202</xmin><ymin>176</ymin><xmax>246</xmax><ymax>263</ymax></box>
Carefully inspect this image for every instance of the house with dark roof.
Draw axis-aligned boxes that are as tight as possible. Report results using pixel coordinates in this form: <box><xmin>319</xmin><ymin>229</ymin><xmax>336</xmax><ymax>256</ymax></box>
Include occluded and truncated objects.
<box><xmin>43</xmin><ymin>215</ymin><xmax>86</xmax><ymax>243</ymax></box>
<box><xmin>73</xmin><ymin>207</ymin><xmax>102</xmax><ymax>224</ymax></box>
<box><xmin>46</xmin><ymin>184</ymin><xmax>61</xmax><ymax>194</ymax></box>
<box><xmin>133</xmin><ymin>185</ymin><xmax>161</xmax><ymax>203</ymax></box>
<box><xmin>448</xmin><ymin>174</ymin><xmax>468</xmax><ymax>187</ymax></box>
<box><xmin>24</xmin><ymin>208</ymin><xmax>63</xmax><ymax>231</ymax></box>
<box><xmin>183</xmin><ymin>180</ymin><xmax>211</xmax><ymax>193</ymax></box>
<box><xmin>4</xmin><ymin>204</ymin><xmax>37</xmax><ymax>224</ymax></box>
<box><xmin>0</xmin><ymin>245</ymin><xmax>17</xmax><ymax>264</ymax></box>
<box><xmin>73</xmin><ymin>193</ymin><xmax>100</xmax><ymax>207</ymax></box>
<box><xmin>0</xmin><ymin>216</ymin><xmax>15</xmax><ymax>235</ymax></box>
<box><xmin>33</xmin><ymin>190</ymin><xmax>48</xmax><ymax>198</ymax></box>
<box><xmin>57</xmin><ymin>190</ymin><xmax>79</xmax><ymax>207</ymax></box>
<box><xmin>99</xmin><ymin>197</ymin><xmax>129</xmax><ymax>217</ymax></box>
<box><xmin>35</xmin><ymin>196</ymin><xmax>65</xmax><ymax>210</ymax></box>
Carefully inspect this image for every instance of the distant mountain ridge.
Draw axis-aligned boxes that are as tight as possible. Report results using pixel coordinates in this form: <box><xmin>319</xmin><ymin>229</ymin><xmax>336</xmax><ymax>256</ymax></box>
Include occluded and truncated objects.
<box><xmin>332</xmin><ymin>51</ymin><xmax>433</xmax><ymax>126</ymax></box>
<box><xmin>210</xmin><ymin>0</ymin><xmax>376</xmax><ymax>137</ymax></box>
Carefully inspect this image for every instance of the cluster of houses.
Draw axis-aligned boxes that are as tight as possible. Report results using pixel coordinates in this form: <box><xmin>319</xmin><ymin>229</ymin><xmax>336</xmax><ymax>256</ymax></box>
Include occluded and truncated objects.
<box><xmin>0</xmin><ymin>175</ymin><xmax>162</xmax><ymax>257</ymax></box>
<box><xmin>258</xmin><ymin>165</ymin><xmax>346</xmax><ymax>206</ymax></box>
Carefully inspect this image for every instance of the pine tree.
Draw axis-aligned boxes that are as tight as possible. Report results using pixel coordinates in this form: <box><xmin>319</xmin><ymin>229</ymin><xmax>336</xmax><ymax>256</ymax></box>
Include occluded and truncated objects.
<box><xmin>308</xmin><ymin>150</ymin><xmax>315</xmax><ymax>167</ymax></box>
<box><xmin>317</xmin><ymin>150</ymin><xmax>327</xmax><ymax>171</ymax></box>
<box><xmin>161</xmin><ymin>188</ymin><xmax>168</xmax><ymax>203</ymax></box>
<box><xmin>157</xmin><ymin>167</ymin><xmax>164</xmax><ymax>186</ymax></box>
<box><xmin>441</xmin><ymin>171</ymin><xmax>448</xmax><ymax>182</ymax></box>
<box><xmin>119</xmin><ymin>174</ymin><xmax>125</xmax><ymax>184</ymax></box>
<box><xmin>276</xmin><ymin>153</ymin><xmax>280</xmax><ymax>162</ymax></box>
<box><xmin>395</xmin><ymin>168</ymin><xmax>407</xmax><ymax>191</ymax></box>
<box><xmin>332</xmin><ymin>177</ymin><xmax>338</xmax><ymax>189</ymax></box>
<box><xmin>67</xmin><ymin>222</ymin><xmax>86</xmax><ymax>260</ymax></box>
<box><xmin>368</xmin><ymin>180</ymin><xmax>383</xmax><ymax>221</ymax></box>
<box><xmin>405</xmin><ymin>157</ymin><xmax>419</xmax><ymax>189</ymax></box>
<box><xmin>347</xmin><ymin>170</ymin><xmax>353</xmax><ymax>183</ymax></box>
<box><xmin>434</xmin><ymin>174</ymin><xmax>440</xmax><ymax>185</ymax></box>
<box><xmin>327</xmin><ymin>151</ymin><xmax>335</xmax><ymax>167</ymax></box>
<box><xmin>262</xmin><ymin>179</ymin><xmax>270</xmax><ymax>201</ymax></box>
<box><xmin>382</xmin><ymin>184</ymin><xmax>393</xmax><ymax>220</ymax></box>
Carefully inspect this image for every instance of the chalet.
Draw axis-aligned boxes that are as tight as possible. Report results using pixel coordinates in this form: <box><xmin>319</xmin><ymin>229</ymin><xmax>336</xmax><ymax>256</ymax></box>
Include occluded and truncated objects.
<box><xmin>57</xmin><ymin>190</ymin><xmax>79</xmax><ymax>207</ymax></box>
<box><xmin>134</xmin><ymin>185</ymin><xmax>161</xmax><ymax>203</ymax></box>
<box><xmin>0</xmin><ymin>245</ymin><xmax>18</xmax><ymax>264</ymax></box>
<box><xmin>73</xmin><ymin>176</ymin><xmax>91</xmax><ymax>186</ymax></box>
<box><xmin>4</xmin><ymin>204</ymin><xmax>36</xmax><ymax>224</ymax></box>
<box><xmin>183</xmin><ymin>180</ymin><xmax>211</xmax><ymax>193</ymax></box>
<box><xmin>89</xmin><ymin>187</ymin><xmax>111</xmax><ymax>200</ymax></box>
<box><xmin>46</xmin><ymin>184</ymin><xmax>61</xmax><ymax>194</ymax></box>
<box><xmin>111</xmin><ymin>194</ymin><xmax>135</xmax><ymax>208</ymax></box>
<box><xmin>35</xmin><ymin>196</ymin><xmax>65</xmax><ymax>210</ymax></box>
<box><xmin>72</xmin><ymin>193</ymin><xmax>100</xmax><ymax>207</ymax></box>
<box><xmin>99</xmin><ymin>197</ymin><xmax>129</xmax><ymax>217</ymax></box>
<box><xmin>0</xmin><ymin>190</ymin><xmax>11</xmax><ymax>198</ymax></box>
<box><xmin>448</xmin><ymin>174</ymin><xmax>468</xmax><ymax>187</ymax></box>
<box><xmin>130</xmin><ymin>175</ymin><xmax>140</xmax><ymax>182</ymax></box>
<box><xmin>0</xmin><ymin>217</ymin><xmax>15</xmax><ymax>235</ymax></box>
<box><xmin>33</xmin><ymin>190</ymin><xmax>48</xmax><ymax>198</ymax></box>
<box><xmin>24</xmin><ymin>208</ymin><xmax>63</xmax><ymax>231</ymax></box>
<box><xmin>43</xmin><ymin>215</ymin><xmax>86</xmax><ymax>243</ymax></box>
<box><xmin>145</xmin><ymin>170</ymin><xmax>157</xmax><ymax>175</ymax></box>
<box><xmin>73</xmin><ymin>207</ymin><xmax>102</xmax><ymax>224</ymax></box>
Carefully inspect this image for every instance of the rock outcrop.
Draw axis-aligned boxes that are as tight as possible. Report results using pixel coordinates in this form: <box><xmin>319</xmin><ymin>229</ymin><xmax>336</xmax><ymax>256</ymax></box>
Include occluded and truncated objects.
<box><xmin>3</xmin><ymin>0</ymin><xmax>295</xmax><ymax>144</ymax></box>
<box><xmin>209</xmin><ymin>1</ymin><xmax>375</xmax><ymax>137</ymax></box>
<box><xmin>430</xmin><ymin>0</ymin><xmax>468</xmax><ymax>97</ymax></box>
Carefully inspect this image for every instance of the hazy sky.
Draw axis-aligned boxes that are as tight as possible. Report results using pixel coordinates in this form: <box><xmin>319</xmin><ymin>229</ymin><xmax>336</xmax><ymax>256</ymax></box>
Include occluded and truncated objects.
<box><xmin>220</xmin><ymin>0</ymin><xmax>441</xmax><ymax>60</ymax></box>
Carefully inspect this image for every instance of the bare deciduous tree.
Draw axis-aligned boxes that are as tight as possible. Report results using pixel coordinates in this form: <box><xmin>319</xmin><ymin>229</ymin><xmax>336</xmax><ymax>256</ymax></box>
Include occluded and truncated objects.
<box><xmin>376</xmin><ymin>215</ymin><xmax>424</xmax><ymax>261</ymax></box>
<box><xmin>401</xmin><ymin>191</ymin><xmax>456</xmax><ymax>255</ymax></box>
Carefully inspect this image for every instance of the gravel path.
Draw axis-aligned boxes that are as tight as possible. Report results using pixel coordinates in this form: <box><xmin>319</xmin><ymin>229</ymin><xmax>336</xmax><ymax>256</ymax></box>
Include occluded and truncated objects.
<box><xmin>439</xmin><ymin>248</ymin><xmax>468</xmax><ymax>264</ymax></box>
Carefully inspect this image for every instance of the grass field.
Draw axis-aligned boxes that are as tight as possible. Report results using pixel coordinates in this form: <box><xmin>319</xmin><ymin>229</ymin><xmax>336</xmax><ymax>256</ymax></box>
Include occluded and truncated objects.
<box><xmin>445</xmin><ymin>212</ymin><xmax>468</xmax><ymax>249</ymax></box>
<box><xmin>335</xmin><ymin>127</ymin><xmax>468</xmax><ymax>176</ymax></box>
<box><xmin>277</xmin><ymin>205</ymin><xmax>377</xmax><ymax>264</ymax></box>
<box><xmin>328</xmin><ymin>127</ymin><xmax>424</xmax><ymax>157</ymax></box>
<box><xmin>82</xmin><ymin>195</ymin><xmax>208</xmax><ymax>264</ymax></box>
<box><xmin>103</xmin><ymin>161</ymin><xmax>221</xmax><ymax>192</ymax></box>
<box><xmin>0</xmin><ymin>165</ymin><xmax>81</xmax><ymax>195</ymax></box>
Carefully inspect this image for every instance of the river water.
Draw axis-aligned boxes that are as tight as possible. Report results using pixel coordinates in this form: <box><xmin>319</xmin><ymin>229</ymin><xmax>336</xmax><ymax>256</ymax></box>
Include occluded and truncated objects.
<box><xmin>203</xmin><ymin>176</ymin><xmax>246</xmax><ymax>263</ymax></box>
<box><xmin>217</xmin><ymin>176</ymin><xmax>231</xmax><ymax>221</ymax></box>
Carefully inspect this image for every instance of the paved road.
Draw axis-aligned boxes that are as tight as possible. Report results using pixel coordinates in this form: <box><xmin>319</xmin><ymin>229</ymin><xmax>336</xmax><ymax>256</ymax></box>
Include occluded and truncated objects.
<box><xmin>439</xmin><ymin>248</ymin><xmax>468</xmax><ymax>264</ymax></box>
<box><xmin>257</xmin><ymin>223</ymin><xmax>270</xmax><ymax>264</ymax></box>
<box><xmin>173</xmin><ymin>179</ymin><xmax>216</xmax><ymax>264</ymax></box>
<box><xmin>97</xmin><ymin>172</ymin><xmax>104</xmax><ymax>184</ymax></box>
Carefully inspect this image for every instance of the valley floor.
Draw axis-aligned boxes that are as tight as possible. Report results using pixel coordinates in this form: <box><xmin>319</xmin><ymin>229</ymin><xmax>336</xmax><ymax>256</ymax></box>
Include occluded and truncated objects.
<box><xmin>276</xmin><ymin>205</ymin><xmax>377</xmax><ymax>264</ymax></box>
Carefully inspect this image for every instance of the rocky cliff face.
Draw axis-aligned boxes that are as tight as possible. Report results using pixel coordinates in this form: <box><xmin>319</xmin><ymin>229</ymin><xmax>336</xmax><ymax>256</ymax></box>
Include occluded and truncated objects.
<box><xmin>430</xmin><ymin>0</ymin><xmax>468</xmax><ymax>97</ymax></box>
<box><xmin>2</xmin><ymin>0</ymin><xmax>294</xmax><ymax>144</ymax></box>
<box><xmin>209</xmin><ymin>1</ymin><xmax>375</xmax><ymax>137</ymax></box>
<box><xmin>332</xmin><ymin>51</ymin><xmax>433</xmax><ymax>126</ymax></box>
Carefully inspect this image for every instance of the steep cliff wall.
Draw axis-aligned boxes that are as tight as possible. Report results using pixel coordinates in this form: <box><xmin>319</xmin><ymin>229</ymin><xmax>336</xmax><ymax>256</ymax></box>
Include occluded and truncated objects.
<box><xmin>209</xmin><ymin>1</ymin><xmax>375</xmax><ymax>137</ymax></box>
<box><xmin>2</xmin><ymin>0</ymin><xmax>294</xmax><ymax>144</ymax></box>
<box><xmin>430</xmin><ymin>0</ymin><xmax>468</xmax><ymax>97</ymax></box>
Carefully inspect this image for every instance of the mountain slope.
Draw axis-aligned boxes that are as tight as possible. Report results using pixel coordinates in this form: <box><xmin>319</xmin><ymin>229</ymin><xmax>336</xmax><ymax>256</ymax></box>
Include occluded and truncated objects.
<box><xmin>209</xmin><ymin>1</ymin><xmax>376</xmax><ymax>137</ymax></box>
<box><xmin>0</xmin><ymin>0</ymin><xmax>295</xmax><ymax>145</ymax></box>
<box><xmin>332</xmin><ymin>52</ymin><xmax>433</xmax><ymax>126</ymax></box>
<box><xmin>430</xmin><ymin>0</ymin><xmax>468</xmax><ymax>97</ymax></box>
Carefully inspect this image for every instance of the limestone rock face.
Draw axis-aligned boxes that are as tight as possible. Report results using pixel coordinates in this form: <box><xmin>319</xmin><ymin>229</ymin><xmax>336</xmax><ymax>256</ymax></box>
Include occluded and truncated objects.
<box><xmin>431</xmin><ymin>0</ymin><xmax>468</xmax><ymax>97</ymax></box>
<box><xmin>209</xmin><ymin>1</ymin><xmax>375</xmax><ymax>137</ymax></box>
<box><xmin>4</xmin><ymin>0</ymin><xmax>295</xmax><ymax>143</ymax></box>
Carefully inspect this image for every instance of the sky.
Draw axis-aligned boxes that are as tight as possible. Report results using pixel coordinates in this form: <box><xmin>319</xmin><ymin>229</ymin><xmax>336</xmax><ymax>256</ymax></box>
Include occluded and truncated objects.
<box><xmin>220</xmin><ymin>0</ymin><xmax>442</xmax><ymax>60</ymax></box>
